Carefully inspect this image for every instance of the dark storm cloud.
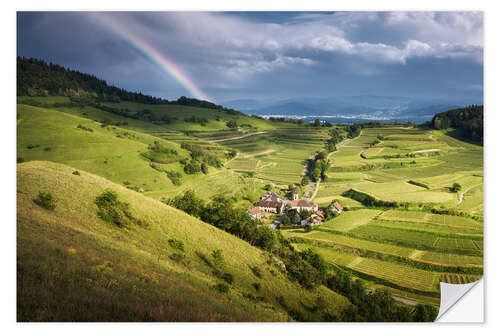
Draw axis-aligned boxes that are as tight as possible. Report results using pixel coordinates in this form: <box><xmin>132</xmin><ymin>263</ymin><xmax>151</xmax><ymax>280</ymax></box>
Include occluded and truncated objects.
<box><xmin>17</xmin><ymin>11</ymin><xmax>483</xmax><ymax>102</ymax></box>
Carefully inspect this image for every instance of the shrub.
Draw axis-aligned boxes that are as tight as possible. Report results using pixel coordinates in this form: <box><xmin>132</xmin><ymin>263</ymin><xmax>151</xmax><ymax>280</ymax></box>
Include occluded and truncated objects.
<box><xmin>17</xmin><ymin>157</ymin><xmax>24</xmax><ymax>163</ymax></box>
<box><xmin>451</xmin><ymin>183</ymin><xmax>462</xmax><ymax>193</ymax></box>
<box><xmin>72</xmin><ymin>170</ymin><xmax>80</xmax><ymax>176</ymax></box>
<box><xmin>168</xmin><ymin>238</ymin><xmax>185</xmax><ymax>252</ymax></box>
<box><xmin>33</xmin><ymin>191</ymin><xmax>56</xmax><ymax>210</ymax></box>
<box><xmin>408</xmin><ymin>180</ymin><xmax>429</xmax><ymax>189</ymax></box>
<box><xmin>26</xmin><ymin>144</ymin><xmax>40</xmax><ymax>149</ymax></box>
<box><xmin>169</xmin><ymin>253</ymin><xmax>185</xmax><ymax>263</ymax></box>
<box><xmin>250</xmin><ymin>265</ymin><xmax>262</xmax><ymax>278</ymax></box>
<box><xmin>184</xmin><ymin>160</ymin><xmax>201</xmax><ymax>174</ymax></box>
<box><xmin>166</xmin><ymin>171</ymin><xmax>182</xmax><ymax>186</ymax></box>
<box><xmin>44</xmin><ymin>147</ymin><xmax>52</xmax><ymax>152</ymax></box>
<box><xmin>211</xmin><ymin>249</ymin><xmax>224</xmax><ymax>268</ymax></box>
<box><xmin>77</xmin><ymin>124</ymin><xmax>93</xmax><ymax>132</ymax></box>
<box><xmin>95</xmin><ymin>189</ymin><xmax>145</xmax><ymax>229</ymax></box>
<box><xmin>213</xmin><ymin>282</ymin><xmax>229</xmax><ymax>293</ymax></box>
<box><xmin>252</xmin><ymin>282</ymin><xmax>261</xmax><ymax>291</ymax></box>
<box><xmin>221</xmin><ymin>272</ymin><xmax>234</xmax><ymax>284</ymax></box>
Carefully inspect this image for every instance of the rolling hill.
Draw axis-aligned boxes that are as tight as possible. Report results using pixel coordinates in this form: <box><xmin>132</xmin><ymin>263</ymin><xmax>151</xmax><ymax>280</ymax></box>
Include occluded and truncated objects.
<box><xmin>17</xmin><ymin>161</ymin><xmax>350</xmax><ymax>321</ymax></box>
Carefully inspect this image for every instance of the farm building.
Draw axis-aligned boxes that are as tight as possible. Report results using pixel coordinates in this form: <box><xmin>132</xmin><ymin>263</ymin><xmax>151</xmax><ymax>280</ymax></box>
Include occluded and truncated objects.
<box><xmin>258</xmin><ymin>192</ymin><xmax>285</xmax><ymax>213</ymax></box>
<box><xmin>290</xmin><ymin>199</ymin><xmax>318</xmax><ymax>212</ymax></box>
<box><xmin>247</xmin><ymin>207</ymin><xmax>262</xmax><ymax>219</ymax></box>
<box><xmin>333</xmin><ymin>201</ymin><xmax>343</xmax><ymax>214</ymax></box>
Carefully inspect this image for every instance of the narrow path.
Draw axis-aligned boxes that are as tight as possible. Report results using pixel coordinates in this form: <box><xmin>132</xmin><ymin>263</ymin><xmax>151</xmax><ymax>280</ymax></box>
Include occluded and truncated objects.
<box><xmin>304</xmin><ymin>180</ymin><xmax>315</xmax><ymax>199</ymax></box>
<box><xmin>304</xmin><ymin>130</ymin><xmax>364</xmax><ymax>200</ymax></box>
<box><xmin>310</xmin><ymin>179</ymin><xmax>321</xmax><ymax>201</ymax></box>
<box><xmin>209</xmin><ymin>131</ymin><xmax>265</xmax><ymax>143</ymax></box>
<box><xmin>391</xmin><ymin>296</ymin><xmax>418</xmax><ymax>306</ymax></box>
<box><xmin>458</xmin><ymin>184</ymin><xmax>481</xmax><ymax>205</ymax></box>
<box><xmin>243</xmin><ymin>149</ymin><xmax>276</xmax><ymax>158</ymax></box>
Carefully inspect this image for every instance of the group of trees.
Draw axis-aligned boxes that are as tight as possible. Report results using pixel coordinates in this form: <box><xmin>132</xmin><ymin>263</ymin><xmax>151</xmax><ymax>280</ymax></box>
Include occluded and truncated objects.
<box><xmin>432</xmin><ymin>105</ymin><xmax>483</xmax><ymax>143</ymax></box>
<box><xmin>346</xmin><ymin>123</ymin><xmax>362</xmax><ymax>139</ymax></box>
<box><xmin>309</xmin><ymin>151</ymin><xmax>329</xmax><ymax>182</ymax></box>
<box><xmin>180</xmin><ymin>143</ymin><xmax>223</xmax><ymax>175</ymax></box>
<box><xmin>326</xmin><ymin>267</ymin><xmax>437</xmax><ymax>321</ymax></box>
<box><xmin>281</xmin><ymin>207</ymin><xmax>312</xmax><ymax>226</ymax></box>
<box><xmin>326</xmin><ymin>128</ymin><xmax>345</xmax><ymax>152</ymax></box>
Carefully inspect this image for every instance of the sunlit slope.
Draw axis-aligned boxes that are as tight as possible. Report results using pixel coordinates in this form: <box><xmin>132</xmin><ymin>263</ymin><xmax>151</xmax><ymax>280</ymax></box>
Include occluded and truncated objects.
<box><xmin>16</xmin><ymin>104</ymin><xmax>264</xmax><ymax>202</ymax></box>
<box><xmin>17</xmin><ymin>161</ymin><xmax>350</xmax><ymax>321</ymax></box>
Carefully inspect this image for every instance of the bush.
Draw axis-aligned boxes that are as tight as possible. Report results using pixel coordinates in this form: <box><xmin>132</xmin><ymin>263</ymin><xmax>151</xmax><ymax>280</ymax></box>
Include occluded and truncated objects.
<box><xmin>17</xmin><ymin>157</ymin><xmax>24</xmax><ymax>163</ymax></box>
<box><xmin>252</xmin><ymin>282</ymin><xmax>261</xmax><ymax>291</ymax></box>
<box><xmin>77</xmin><ymin>124</ymin><xmax>93</xmax><ymax>132</ymax></box>
<box><xmin>95</xmin><ymin>189</ymin><xmax>145</xmax><ymax>229</ymax></box>
<box><xmin>213</xmin><ymin>282</ymin><xmax>230</xmax><ymax>293</ymax></box>
<box><xmin>451</xmin><ymin>183</ymin><xmax>462</xmax><ymax>193</ymax></box>
<box><xmin>221</xmin><ymin>272</ymin><xmax>234</xmax><ymax>284</ymax></box>
<box><xmin>44</xmin><ymin>147</ymin><xmax>52</xmax><ymax>152</ymax></box>
<box><xmin>165</xmin><ymin>171</ymin><xmax>182</xmax><ymax>186</ymax></box>
<box><xmin>72</xmin><ymin>170</ymin><xmax>80</xmax><ymax>176</ymax></box>
<box><xmin>250</xmin><ymin>266</ymin><xmax>262</xmax><ymax>278</ymax></box>
<box><xmin>184</xmin><ymin>160</ymin><xmax>201</xmax><ymax>174</ymax></box>
<box><xmin>33</xmin><ymin>191</ymin><xmax>56</xmax><ymax>210</ymax></box>
<box><xmin>168</xmin><ymin>238</ymin><xmax>185</xmax><ymax>252</ymax></box>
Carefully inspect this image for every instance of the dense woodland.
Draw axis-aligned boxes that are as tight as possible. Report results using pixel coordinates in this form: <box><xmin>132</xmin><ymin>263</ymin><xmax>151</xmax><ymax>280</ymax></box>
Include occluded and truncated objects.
<box><xmin>432</xmin><ymin>105</ymin><xmax>483</xmax><ymax>143</ymax></box>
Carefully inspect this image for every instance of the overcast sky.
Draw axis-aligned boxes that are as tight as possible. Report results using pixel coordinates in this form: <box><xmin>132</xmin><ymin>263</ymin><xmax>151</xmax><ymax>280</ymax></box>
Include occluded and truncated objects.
<box><xmin>17</xmin><ymin>11</ymin><xmax>483</xmax><ymax>104</ymax></box>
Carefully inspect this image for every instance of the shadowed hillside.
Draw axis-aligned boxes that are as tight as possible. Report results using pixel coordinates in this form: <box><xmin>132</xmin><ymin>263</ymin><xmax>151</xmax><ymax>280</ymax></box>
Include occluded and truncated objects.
<box><xmin>17</xmin><ymin>161</ymin><xmax>350</xmax><ymax>321</ymax></box>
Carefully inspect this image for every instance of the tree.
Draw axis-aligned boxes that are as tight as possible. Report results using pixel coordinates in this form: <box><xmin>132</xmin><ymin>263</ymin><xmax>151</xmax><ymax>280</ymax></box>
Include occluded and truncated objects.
<box><xmin>282</xmin><ymin>215</ymin><xmax>292</xmax><ymax>225</ymax></box>
<box><xmin>226</xmin><ymin>120</ymin><xmax>237</xmax><ymax>128</ymax></box>
<box><xmin>313</xmin><ymin>119</ymin><xmax>321</xmax><ymax>127</ymax></box>
<box><xmin>201</xmin><ymin>163</ymin><xmax>209</xmax><ymax>174</ymax></box>
<box><xmin>451</xmin><ymin>183</ymin><xmax>462</xmax><ymax>193</ymax></box>
<box><xmin>167</xmin><ymin>190</ymin><xmax>205</xmax><ymax>218</ymax></box>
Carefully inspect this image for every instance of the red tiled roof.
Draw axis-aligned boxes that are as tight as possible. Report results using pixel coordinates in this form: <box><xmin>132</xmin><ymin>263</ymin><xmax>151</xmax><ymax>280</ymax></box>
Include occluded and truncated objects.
<box><xmin>333</xmin><ymin>202</ymin><xmax>343</xmax><ymax>211</ymax></box>
<box><xmin>316</xmin><ymin>210</ymin><xmax>325</xmax><ymax>217</ymax></box>
<box><xmin>248</xmin><ymin>207</ymin><xmax>261</xmax><ymax>215</ymax></box>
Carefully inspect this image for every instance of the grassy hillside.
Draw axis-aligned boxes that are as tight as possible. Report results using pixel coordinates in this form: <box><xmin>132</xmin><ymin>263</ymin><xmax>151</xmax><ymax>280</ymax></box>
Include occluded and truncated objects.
<box><xmin>17</xmin><ymin>161</ymin><xmax>350</xmax><ymax>321</ymax></box>
<box><xmin>16</xmin><ymin>104</ymin><xmax>267</xmax><ymax>204</ymax></box>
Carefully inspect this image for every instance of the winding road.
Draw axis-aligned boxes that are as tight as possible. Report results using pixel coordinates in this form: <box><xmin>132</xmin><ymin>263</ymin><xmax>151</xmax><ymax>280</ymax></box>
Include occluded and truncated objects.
<box><xmin>458</xmin><ymin>184</ymin><xmax>481</xmax><ymax>205</ymax></box>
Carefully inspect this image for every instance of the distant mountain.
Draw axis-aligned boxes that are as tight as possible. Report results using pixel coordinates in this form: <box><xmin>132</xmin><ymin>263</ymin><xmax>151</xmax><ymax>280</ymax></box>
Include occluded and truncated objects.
<box><xmin>222</xmin><ymin>95</ymin><xmax>483</xmax><ymax>123</ymax></box>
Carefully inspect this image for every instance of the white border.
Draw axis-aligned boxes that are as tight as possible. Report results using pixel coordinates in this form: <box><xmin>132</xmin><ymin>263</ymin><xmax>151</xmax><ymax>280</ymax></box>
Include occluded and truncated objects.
<box><xmin>3</xmin><ymin>0</ymin><xmax>498</xmax><ymax>331</ymax></box>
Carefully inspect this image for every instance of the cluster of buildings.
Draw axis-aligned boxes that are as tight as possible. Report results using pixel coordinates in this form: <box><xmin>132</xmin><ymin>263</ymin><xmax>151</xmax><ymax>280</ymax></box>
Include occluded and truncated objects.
<box><xmin>247</xmin><ymin>191</ymin><xmax>342</xmax><ymax>228</ymax></box>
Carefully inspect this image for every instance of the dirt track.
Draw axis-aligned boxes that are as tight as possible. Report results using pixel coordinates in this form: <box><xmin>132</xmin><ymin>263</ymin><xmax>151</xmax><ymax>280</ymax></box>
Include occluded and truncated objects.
<box><xmin>209</xmin><ymin>131</ymin><xmax>265</xmax><ymax>143</ymax></box>
<box><xmin>243</xmin><ymin>149</ymin><xmax>276</xmax><ymax>158</ymax></box>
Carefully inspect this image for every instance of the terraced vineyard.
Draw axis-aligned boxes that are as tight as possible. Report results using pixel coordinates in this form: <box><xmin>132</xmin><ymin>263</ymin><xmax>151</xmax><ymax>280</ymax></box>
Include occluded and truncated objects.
<box><xmin>285</xmin><ymin>126</ymin><xmax>483</xmax><ymax>306</ymax></box>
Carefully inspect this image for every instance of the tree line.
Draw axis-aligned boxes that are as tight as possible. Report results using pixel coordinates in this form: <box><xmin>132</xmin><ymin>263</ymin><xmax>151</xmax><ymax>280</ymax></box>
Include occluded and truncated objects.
<box><xmin>432</xmin><ymin>105</ymin><xmax>483</xmax><ymax>143</ymax></box>
<box><xmin>17</xmin><ymin>57</ymin><xmax>245</xmax><ymax>116</ymax></box>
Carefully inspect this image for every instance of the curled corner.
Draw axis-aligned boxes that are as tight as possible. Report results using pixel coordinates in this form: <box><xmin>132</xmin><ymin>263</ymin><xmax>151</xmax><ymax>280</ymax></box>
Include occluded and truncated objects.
<box><xmin>435</xmin><ymin>278</ymin><xmax>483</xmax><ymax>322</ymax></box>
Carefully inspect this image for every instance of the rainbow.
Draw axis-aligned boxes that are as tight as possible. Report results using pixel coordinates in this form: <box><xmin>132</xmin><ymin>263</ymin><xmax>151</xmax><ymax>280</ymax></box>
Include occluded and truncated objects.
<box><xmin>91</xmin><ymin>13</ymin><xmax>212</xmax><ymax>102</ymax></box>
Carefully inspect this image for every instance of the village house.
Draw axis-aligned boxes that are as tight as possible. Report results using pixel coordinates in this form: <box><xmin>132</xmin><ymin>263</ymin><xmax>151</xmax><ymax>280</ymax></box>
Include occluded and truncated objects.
<box><xmin>258</xmin><ymin>192</ymin><xmax>285</xmax><ymax>214</ymax></box>
<box><xmin>290</xmin><ymin>199</ymin><xmax>318</xmax><ymax>212</ymax></box>
<box><xmin>332</xmin><ymin>201</ymin><xmax>343</xmax><ymax>214</ymax></box>
<box><xmin>247</xmin><ymin>207</ymin><xmax>262</xmax><ymax>219</ymax></box>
